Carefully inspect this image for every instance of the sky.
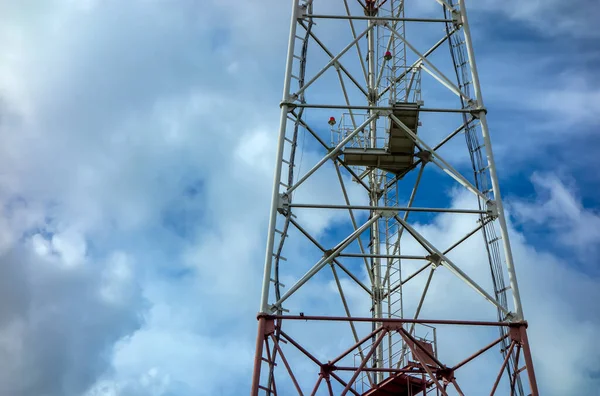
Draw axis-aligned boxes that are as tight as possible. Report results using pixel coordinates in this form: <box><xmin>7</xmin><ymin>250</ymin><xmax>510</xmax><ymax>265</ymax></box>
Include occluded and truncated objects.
<box><xmin>0</xmin><ymin>0</ymin><xmax>599</xmax><ymax>395</ymax></box>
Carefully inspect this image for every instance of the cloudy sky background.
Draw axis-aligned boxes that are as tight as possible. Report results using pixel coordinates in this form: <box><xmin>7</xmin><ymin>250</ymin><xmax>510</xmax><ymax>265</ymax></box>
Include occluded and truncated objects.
<box><xmin>0</xmin><ymin>0</ymin><xmax>599</xmax><ymax>395</ymax></box>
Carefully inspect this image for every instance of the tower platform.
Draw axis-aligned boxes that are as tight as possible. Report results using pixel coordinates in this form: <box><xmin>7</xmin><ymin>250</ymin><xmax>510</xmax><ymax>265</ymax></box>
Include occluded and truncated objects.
<box><xmin>343</xmin><ymin>103</ymin><xmax>420</xmax><ymax>174</ymax></box>
<box><xmin>362</xmin><ymin>371</ymin><xmax>430</xmax><ymax>396</ymax></box>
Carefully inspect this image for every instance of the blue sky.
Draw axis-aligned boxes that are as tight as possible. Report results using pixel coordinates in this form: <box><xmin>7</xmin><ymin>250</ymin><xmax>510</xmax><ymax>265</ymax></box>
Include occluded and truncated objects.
<box><xmin>0</xmin><ymin>0</ymin><xmax>599</xmax><ymax>395</ymax></box>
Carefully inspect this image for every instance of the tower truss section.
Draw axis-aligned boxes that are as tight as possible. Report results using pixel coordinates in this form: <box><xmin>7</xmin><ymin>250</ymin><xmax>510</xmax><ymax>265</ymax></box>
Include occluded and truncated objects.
<box><xmin>251</xmin><ymin>0</ymin><xmax>539</xmax><ymax>395</ymax></box>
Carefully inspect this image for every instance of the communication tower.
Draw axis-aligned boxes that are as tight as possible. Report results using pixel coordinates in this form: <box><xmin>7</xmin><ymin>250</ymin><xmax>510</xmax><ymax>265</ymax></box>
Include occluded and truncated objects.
<box><xmin>251</xmin><ymin>0</ymin><xmax>539</xmax><ymax>394</ymax></box>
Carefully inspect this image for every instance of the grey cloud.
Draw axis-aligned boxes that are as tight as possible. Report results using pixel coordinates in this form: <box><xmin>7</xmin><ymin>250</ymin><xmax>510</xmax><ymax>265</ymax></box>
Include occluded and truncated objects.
<box><xmin>0</xmin><ymin>247</ymin><xmax>145</xmax><ymax>396</ymax></box>
<box><xmin>471</xmin><ymin>0</ymin><xmax>600</xmax><ymax>38</ymax></box>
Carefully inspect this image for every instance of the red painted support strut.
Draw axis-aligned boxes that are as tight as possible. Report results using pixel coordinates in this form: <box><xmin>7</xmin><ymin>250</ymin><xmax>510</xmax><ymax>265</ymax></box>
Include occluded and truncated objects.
<box><xmin>251</xmin><ymin>315</ymin><xmax>538</xmax><ymax>396</ymax></box>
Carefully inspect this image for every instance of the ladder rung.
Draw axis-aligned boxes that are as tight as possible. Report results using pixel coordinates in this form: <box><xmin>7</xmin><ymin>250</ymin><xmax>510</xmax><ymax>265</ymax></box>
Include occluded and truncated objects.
<box><xmin>273</xmin><ymin>254</ymin><xmax>287</xmax><ymax>261</ymax></box>
<box><xmin>270</xmin><ymin>278</ymin><xmax>286</xmax><ymax>288</ymax></box>
<box><xmin>498</xmin><ymin>285</ymin><xmax>511</xmax><ymax>293</ymax></box>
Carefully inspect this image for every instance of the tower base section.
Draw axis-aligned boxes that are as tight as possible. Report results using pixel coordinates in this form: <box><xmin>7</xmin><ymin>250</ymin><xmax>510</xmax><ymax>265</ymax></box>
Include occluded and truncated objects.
<box><xmin>363</xmin><ymin>372</ymin><xmax>430</xmax><ymax>396</ymax></box>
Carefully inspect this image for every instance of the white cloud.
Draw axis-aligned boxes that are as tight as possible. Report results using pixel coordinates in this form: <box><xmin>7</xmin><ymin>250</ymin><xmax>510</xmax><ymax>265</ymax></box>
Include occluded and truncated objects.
<box><xmin>511</xmin><ymin>172</ymin><xmax>600</xmax><ymax>259</ymax></box>
<box><xmin>473</xmin><ymin>0</ymin><xmax>600</xmax><ymax>38</ymax></box>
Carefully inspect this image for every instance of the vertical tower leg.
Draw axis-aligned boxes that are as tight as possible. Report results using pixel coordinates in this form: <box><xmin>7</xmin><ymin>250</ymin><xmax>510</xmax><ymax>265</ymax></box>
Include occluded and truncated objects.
<box><xmin>259</xmin><ymin>0</ymin><xmax>300</xmax><ymax>314</ymax></box>
<box><xmin>519</xmin><ymin>325</ymin><xmax>540</xmax><ymax>396</ymax></box>
<box><xmin>251</xmin><ymin>316</ymin><xmax>268</xmax><ymax>396</ymax></box>
<box><xmin>457</xmin><ymin>0</ymin><xmax>524</xmax><ymax>319</ymax></box>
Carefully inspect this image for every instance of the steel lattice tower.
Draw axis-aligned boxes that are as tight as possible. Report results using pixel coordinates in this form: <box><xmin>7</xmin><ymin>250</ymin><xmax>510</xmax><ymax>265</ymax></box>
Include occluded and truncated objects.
<box><xmin>251</xmin><ymin>1</ymin><xmax>539</xmax><ymax>395</ymax></box>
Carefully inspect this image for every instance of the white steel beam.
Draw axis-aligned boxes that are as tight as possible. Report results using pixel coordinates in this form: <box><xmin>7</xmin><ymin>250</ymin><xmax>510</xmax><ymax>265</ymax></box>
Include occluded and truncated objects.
<box><xmin>378</xmin><ymin>28</ymin><xmax>459</xmax><ymax>100</ymax></box>
<box><xmin>334</xmin><ymin>162</ymin><xmax>373</xmax><ymax>284</ymax></box>
<box><xmin>387</xmin><ymin>24</ymin><xmax>471</xmax><ymax>103</ymax></box>
<box><xmin>394</xmin><ymin>215</ymin><xmax>510</xmax><ymax>316</ymax></box>
<box><xmin>288</xmin><ymin>217</ymin><xmax>373</xmax><ymax>295</ymax></box>
<box><xmin>458</xmin><ymin>0</ymin><xmax>524</xmax><ymax>320</ymax></box>
<box><xmin>287</xmin><ymin>112</ymin><xmax>379</xmax><ymax>195</ymax></box>
<box><xmin>295</xmin><ymin>24</ymin><xmax>374</xmax><ymax>98</ymax></box>
<box><xmin>341</xmin><ymin>0</ymin><xmax>369</xmax><ymax>85</ymax></box>
<box><xmin>389</xmin><ymin>113</ymin><xmax>490</xmax><ymax>202</ymax></box>
<box><xmin>289</xmin><ymin>203</ymin><xmax>486</xmax><ymax>214</ymax></box>
<box><xmin>301</xmin><ymin>23</ymin><xmax>370</xmax><ymax>98</ymax></box>
<box><xmin>260</xmin><ymin>0</ymin><xmax>301</xmax><ymax>313</ymax></box>
<box><xmin>271</xmin><ymin>213</ymin><xmax>382</xmax><ymax>310</ymax></box>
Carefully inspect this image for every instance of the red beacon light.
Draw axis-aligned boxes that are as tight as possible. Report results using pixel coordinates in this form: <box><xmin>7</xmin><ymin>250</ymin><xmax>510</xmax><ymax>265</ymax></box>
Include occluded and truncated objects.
<box><xmin>328</xmin><ymin>116</ymin><xmax>336</xmax><ymax>126</ymax></box>
<box><xmin>384</xmin><ymin>51</ymin><xmax>392</xmax><ymax>61</ymax></box>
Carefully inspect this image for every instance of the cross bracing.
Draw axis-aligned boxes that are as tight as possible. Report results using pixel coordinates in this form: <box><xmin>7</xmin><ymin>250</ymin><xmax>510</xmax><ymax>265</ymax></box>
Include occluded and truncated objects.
<box><xmin>252</xmin><ymin>1</ymin><xmax>539</xmax><ymax>395</ymax></box>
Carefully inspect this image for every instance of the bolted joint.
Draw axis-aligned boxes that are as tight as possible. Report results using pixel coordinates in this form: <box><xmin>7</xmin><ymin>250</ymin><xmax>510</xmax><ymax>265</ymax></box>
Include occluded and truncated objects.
<box><xmin>277</xmin><ymin>193</ymin><xmax>290</xmax><ymax>215</ymax></box>
<box><xmin>320</xmin><ymin>362</ymin><xmax>337</xmax><ymax>377</ymax></box>
<box><xmin>383</xmin><ymin>322</ymin><xmax>403</xmax><ymax>331</ymax></box>
<box><xmin>426</xmin><ymin>253</ymin><xmax>443</xmax><ymax>268</ymax></box>
<box><xmin>486</xmin><ymin>200</ymin><xmax>498</xmax><ymax>218</ymax></box>
<box><xmin>368</xmin><ymin>88</ymin><xmax>378</xmax><ymax>104</ymax></box>
<box><xmin>373</xmin><ymin>286</ymin><xmax>385</xmax><ymax>302</ymax></box>
<box><xmin>280</xmin><ymin>100</ymin><xmax>298</xmax><ymax>112</ymax></box>
<box><xmin>381</xmin><ymin>209</ymin><xmax>398</xmax><ymax>218</ymax></box>
<box><xmin>363</xmin><ymin>0</ymin><xmax>379</xmax><ymax>17</ymax></box>
<box><xmin>469</xmin><ymin>106</ymin><xmax>488</xmax><ymax>119</ymax></box>
<box><xmin>416</xmin><ymin>150</ymin><xmax>433</xmax><ymax>163</ymax></box>
<box><xmin>283</xmin><ymin>93</ymin><xmax>299</xmax><ymax>104</ymax></box>
<box><xmin>504</xmin><ymin>311</ymin><xmax>523</xmax><ymax>323</ymax></box>
<box><xmin>508</xmin><ymin>321</ymin><xmax>528</xmax><ymax>344</ymax></box>
<box><xmin>264</xmin><ymin>318</ymin><xmax>276</xmax><ymax>336</ymax></box>
<box><xmin>323</xmin><ymin>248</ymin><xmax>334</xmax><ymax>258</ymax></box>
<box><xmin>451</xmin><ymin>9</ymin><xmax>463</xmax><ymax>27</ymax></box>
<box><xmin>268</xmin><ymin>304</ymin><xmax>290</xmax><ymax>314</ymax></box>
<box><xmin>436</xmin><ymin>367</ymin><xmax>456</xmax><ymax>384</ymax></box>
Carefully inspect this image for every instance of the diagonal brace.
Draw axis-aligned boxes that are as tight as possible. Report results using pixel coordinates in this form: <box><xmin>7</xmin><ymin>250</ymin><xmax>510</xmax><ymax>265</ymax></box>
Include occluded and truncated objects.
<box><xmin>294</xmin><ymin>23</ymin><xmax>374</xmax><ymax>98</ymax></box>
<box><xmin>288</xmin><ymin>111</ymin><xmax>379</xmax><ymax>194</ymax></box>
<box><xmin>389</xmin><ymin>113</ymin><xmax>489</xmax><ymax>202</ymax></box>
<box><xmin>387</xmin><ymin>22</ymin><xmax>470</xmax><ymax>103</ymax></box>
<box><xmin>394</xmin><ymin>215</ymin><xmax>510</xmax><ymax>316</ymax></box>
<box><xmin>271</xmin><ymin>213</ymin><xmax>382</xmax><ymax>310</ymax></box>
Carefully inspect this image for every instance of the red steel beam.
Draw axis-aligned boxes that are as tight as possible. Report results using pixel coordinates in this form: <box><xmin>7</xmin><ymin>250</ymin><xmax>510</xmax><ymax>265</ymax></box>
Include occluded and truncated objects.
<box><xmin>520</xmin><ymin>326</ymin><xmax>540</xmax><ymax>396</ymax></box>
<box><xmin>452</xmin><ymin>333</ymin><xmax>509</xmax><ymax>370</ymax></box>
<box><xmin>251</xmin><ymin>317</ymin><xmax>268</xmax><ymax>396</ymax></box>
<box><xmin>342</xmin><ymin>330</ymin><xmax>388</xmax><ymax>396</ymax></box>
<box><xmin>261</xmin><ymin>314</ymin><xmax>513</xmax><ymax>327</ymax></box>
<box><xmin>490</xmin><ymin>341</ymin><xmax>516</xmax><ymax>395</ymax></box>
<box><xmin>270</xmin><ymin>334</ymin><xmax>304</xmax><ymax>395</ymax></box>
